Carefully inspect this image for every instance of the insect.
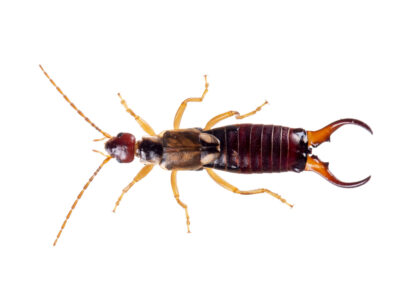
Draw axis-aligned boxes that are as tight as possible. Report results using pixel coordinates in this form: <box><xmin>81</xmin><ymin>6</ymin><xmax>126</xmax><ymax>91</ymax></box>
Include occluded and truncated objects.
<box><xmin>40</xmin><ymin>65</ymin><xmax>372</xmax><ymax>246</ymax></box>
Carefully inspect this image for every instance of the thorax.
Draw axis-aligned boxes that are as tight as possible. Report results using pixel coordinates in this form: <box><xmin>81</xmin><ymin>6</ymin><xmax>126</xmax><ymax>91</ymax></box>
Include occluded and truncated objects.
<box><xmin>137</xmin><ymin>128</ymin><xmax>220</xmax><ymax>170</ymax></box>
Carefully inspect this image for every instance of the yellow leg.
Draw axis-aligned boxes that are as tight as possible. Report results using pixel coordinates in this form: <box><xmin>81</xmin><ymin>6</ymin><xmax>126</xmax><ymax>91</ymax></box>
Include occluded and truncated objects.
<box><xmin>204</xmin><ymin>100</ymin><xmax>268</xmax><ymax>130</ymax></box>
<box><xmin>118</xmin><ymin>93</ymin><xmax>156</xmax><ymax>136</ymax></box>
<box><xmin>205</xmin><ymin>168</ymin><xmax>293</xmax><ymax>208</ymax></box>
<box><xmin>171</xmin><ymin>171</ymin><xmax>191</xmax><ymax>233</ymax></box>
<box><xmin>113</xmin><ymin>164</ymin><xmax>154</xmax><ymax>212</ymax></box>
<box><xmin>173</xmin><ymin>75</ymin><xmax>209</xmax><ymax>129</ymax></box>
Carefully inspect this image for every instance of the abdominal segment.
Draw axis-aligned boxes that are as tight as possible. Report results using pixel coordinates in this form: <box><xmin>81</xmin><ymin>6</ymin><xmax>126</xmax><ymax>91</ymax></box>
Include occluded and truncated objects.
<box><xmin>203</xmin><ymin>124</ymin><xmax>309</xmax><ymax>173</ymax></box>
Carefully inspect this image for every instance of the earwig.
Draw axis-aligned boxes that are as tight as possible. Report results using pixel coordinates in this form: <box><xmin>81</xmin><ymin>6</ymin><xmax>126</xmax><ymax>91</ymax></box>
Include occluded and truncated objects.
<box><xmin>40</xmin><ymin>65</ymin><xmax>372</xmax><ymax>246</ymax></box>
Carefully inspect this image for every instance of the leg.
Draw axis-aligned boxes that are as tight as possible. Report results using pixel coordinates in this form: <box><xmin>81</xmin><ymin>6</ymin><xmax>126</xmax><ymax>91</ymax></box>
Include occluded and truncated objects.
<box><xmin>171</xmin><ymin>171</ymin><xmax>191</xmax><ymax>232</ymax></box>
<box><xmin>113</xmin><ymin>164</ymin><xmax>154</xmax><ymax>212</ymax></box>
<box><xmin>118</xmin><ymin>93</ymin><xmax>156</xmax><ymax>136</ymax></box>
<box><xmin>204</xmin><ymin>100</ymin><xmax>268</xmax><ymax>130</ymax></box>
<box><xmin>173</xmin><ymin>75</ymin><xmax>209</xmax><ymax>129</ymax></box>
<box><xmin>205</xmin><ymin>168</ymin><xmax>293</xmax><ymax>208</ymax></box>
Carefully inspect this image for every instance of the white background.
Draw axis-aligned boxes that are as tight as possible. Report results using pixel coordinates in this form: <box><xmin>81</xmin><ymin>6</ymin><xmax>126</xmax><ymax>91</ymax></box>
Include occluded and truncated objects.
<box><xmin>0</xmin><ymin>1</ymin><xmax>399</xmax><ymax>299</ymax></box>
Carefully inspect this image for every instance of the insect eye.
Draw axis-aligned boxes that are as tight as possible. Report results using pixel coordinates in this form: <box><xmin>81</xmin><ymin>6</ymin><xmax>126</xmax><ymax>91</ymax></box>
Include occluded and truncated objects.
<box><xmin>117</xmin><ymin>132</ymin><xmax>124</xmax><ymax>138</ymax></box>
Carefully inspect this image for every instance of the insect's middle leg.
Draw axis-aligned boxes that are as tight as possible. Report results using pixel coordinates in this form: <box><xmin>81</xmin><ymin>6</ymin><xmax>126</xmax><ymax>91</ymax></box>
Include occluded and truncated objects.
<box><xmin>118</xmin><ymin>93</ymin><xmax>156</xmax><ymax>136</ymax></box>
<box><xmin>170</xmin><ymin>171</ymin><xmax>191</xmax><ymax>233</ymax></box>
<box><xmin>173</xmin><ymin>75</ymin><xmax>209</xmax><ymax>129</ymax></box>
<box><xmin>203</xmin><ymin>100</ymin><xmax>268</xmax><ymax>130</ymax></box>
<box><xmin>205</xmin><ymin>168</ymin><xmax>293</xmax><ymax>208</ymax></box>
<box><xmin>113</xmin><ymin>164</ymin><xmax>154</xmax><ymax>212</ymax></box>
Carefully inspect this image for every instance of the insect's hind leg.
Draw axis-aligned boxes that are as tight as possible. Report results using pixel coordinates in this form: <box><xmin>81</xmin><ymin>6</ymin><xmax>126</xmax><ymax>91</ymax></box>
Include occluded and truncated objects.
<box><xmin>173</xmin><ymin>75</ymin><xmax>209</xmax><ymax>129</ymax></box>
<box><xmin>205</xmin><ymin>168</ymin><xmax>293</xmax><ymax>208</ymax></box>
<box><xmin>118</xmin><ymin>93</ymin><xmax>156</xmax><ymax>136</ymax></box>
<box><xmin>171</xmin><ymin>171</ymin><xmax>191</xmax><ymax>233</ymax></box>
<box><xmin>204</xmin><ymin>100</ymin><xmax>268</xmax><ymax>130</ymax></box>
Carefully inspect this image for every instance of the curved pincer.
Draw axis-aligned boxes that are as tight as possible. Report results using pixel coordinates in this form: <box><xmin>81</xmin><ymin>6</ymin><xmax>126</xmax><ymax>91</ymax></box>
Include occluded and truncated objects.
<box><xmin>305</xmin><ymin>155</ymin><xmax>371</xmax><ymax>188</ymax></box>
<box><xmin>307</xmin><ymin>119</ymin><xmax>372</xmax><ymax>147</ymax></box>
<box><xmin>305</xmin><ymin>119</ymin><xmax>372</xmax><ymax>188</ymax></box>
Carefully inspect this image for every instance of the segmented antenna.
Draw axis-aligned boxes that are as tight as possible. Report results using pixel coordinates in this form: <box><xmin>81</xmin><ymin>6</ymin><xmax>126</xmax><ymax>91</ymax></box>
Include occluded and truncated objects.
<box><xmin>53</xmin><ymin>156</ymin><xmax>112</xmax><ymax>246</ymax></box>
<box><xmin>39</xmin><ymin>65</ymin><xmax>112</xmax><ymax>139</ymax></box>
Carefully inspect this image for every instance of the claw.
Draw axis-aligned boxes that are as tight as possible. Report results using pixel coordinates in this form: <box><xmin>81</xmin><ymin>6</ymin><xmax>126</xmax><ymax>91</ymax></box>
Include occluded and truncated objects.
<box><xmin>307</xmin><ymin>118</ymin><xmax>372</xmax><ymax>147</ymax></box>
<box><xmin>305</xmin><ymin>155</ymin><xmax>371</xmax><ymax>188</ymax></box>
<box><xmin>305</xmin><ymin>119</ymin><xmax>372</xmax><ymax>188</ymax></box>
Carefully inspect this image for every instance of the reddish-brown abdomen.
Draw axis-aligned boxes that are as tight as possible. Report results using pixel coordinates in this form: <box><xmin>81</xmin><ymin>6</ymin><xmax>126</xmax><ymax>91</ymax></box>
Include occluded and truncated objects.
<box><xmin>204</xmin><ymin>124</ymin><xmax>309</xmax><ymax>173</ymax></box>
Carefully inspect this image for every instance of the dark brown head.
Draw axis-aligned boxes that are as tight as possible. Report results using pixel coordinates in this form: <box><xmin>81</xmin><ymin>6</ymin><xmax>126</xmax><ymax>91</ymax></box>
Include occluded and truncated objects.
<box><xmin>105</xmin><ymin>133</ymin><xmax>136</xmax><ymax>163</ymax></box>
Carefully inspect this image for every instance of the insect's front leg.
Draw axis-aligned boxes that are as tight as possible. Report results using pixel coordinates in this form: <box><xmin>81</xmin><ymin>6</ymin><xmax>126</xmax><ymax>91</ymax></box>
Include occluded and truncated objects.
<box><xmin>170</xmin><ymin>171</ymin><xmax>191</xmax><ymax>233</ymax></box>
<box><xmin>113</xmin><ymin>164</ymin><xmax>154</xmax><ymax>212</ymax></box>
<box><xmin>173</xmin><ymin>75</ymin><xmax>209</xmax><ymax>129</ymax></box>
<box><xmin>204</xmin><ymin>100</ymin><xmax>268</xmax><ymax>130</ymax></box>
<box><xmin>118</xmin><ymin>93</ymin><xmax>156</xmax><ymax>136</ymax></box>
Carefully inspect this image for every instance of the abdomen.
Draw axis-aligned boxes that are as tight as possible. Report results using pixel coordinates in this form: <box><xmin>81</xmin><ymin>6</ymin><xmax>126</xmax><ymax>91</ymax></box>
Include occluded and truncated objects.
<box><xmin>203</xmin><ymin>124</ymin><xmax>309</xmax><ymax>173</ymax></box>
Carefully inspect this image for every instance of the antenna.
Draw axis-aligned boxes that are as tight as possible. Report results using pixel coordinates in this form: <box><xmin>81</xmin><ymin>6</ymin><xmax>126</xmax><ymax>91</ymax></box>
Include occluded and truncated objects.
<box><xmin>39</xmin><ymin>65</ymin><xmax>112</xmax><ymax>138</ymax></box>
<box><xmin>53</xmin><ymin>157</ymin><xmax>111</xmax><ymax>246</ymax></box>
